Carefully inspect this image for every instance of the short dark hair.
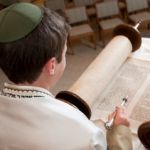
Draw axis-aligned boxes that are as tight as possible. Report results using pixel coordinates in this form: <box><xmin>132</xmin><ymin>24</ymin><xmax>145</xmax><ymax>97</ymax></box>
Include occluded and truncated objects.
<box><xmin>0</xmin><ymin>7</ymin><xmax>70</xmax><ymax>84</ymax></box>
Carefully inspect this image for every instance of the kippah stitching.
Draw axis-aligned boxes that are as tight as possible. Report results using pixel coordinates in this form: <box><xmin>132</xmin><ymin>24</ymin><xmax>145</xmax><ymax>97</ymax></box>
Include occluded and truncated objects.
<box><xmin>12</xmin><ymin>10</ymin><xmax>36</xmax><ymax>26</ymax></box>
<box><xmin>0</xmin><ymin>4</ymin><xmax>16</xmax><ymax>30</ymax></box>
<box><xmin>10</xmin><ymin>6</ymin><xmax>43</xmax><ymax>27</ymax></box>
<box><xmin>10</xmin><ymin>8</ymin><xmax>43</xmax><ymax>40</ymax></box>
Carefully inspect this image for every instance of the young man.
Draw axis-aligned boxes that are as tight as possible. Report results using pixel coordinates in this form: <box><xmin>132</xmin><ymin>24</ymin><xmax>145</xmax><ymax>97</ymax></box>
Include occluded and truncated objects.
<box><xmin>0</xmin><ymin>2</ymin><xmax>132</xmax><ymax>150</ymax></box>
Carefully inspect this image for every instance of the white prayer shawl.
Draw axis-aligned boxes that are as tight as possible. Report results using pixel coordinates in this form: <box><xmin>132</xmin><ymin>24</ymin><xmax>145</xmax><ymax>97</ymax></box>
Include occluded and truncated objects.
<box><xmin>0</xmin><ymin>83</ymin><xmax>107</xmax><ymax>150</ymax></box>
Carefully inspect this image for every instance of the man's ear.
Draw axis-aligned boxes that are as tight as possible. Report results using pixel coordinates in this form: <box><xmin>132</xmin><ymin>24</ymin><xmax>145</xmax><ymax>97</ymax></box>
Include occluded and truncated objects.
<box><xmin>45</xmin><ymin>57</ymin><xmax>57</xmax><ymax>75</ymax></box>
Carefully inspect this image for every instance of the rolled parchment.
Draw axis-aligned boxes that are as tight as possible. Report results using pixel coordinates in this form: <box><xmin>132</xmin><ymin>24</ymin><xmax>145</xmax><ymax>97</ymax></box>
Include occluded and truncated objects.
<box><xmin>56</xmin><ymin>24</ymin><xmax>141</xmax><ymax>119</ymax></box>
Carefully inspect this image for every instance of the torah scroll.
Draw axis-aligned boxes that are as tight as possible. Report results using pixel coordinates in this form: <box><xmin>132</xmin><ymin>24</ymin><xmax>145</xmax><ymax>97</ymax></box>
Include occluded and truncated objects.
<box><xmin>56</xmin><ymin>24</ymin><xmax>141</xmax><ymax>119</ymax></box>
<box><xmin>69</xmin><ymin>35</ymin><xmax>132</xmax><ymax>107</ymax></box>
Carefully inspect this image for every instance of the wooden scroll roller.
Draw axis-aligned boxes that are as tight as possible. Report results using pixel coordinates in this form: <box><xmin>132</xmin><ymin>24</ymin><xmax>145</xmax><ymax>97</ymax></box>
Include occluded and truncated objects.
<box><xmin>138</xmin><ymin>121</ymin><xmax>150</xmax><ymax>149</ymax></box>
<box><xmin>56</xmin><ymin>23</ymin><xmax>141</xmax><ymax>119</ymax></box>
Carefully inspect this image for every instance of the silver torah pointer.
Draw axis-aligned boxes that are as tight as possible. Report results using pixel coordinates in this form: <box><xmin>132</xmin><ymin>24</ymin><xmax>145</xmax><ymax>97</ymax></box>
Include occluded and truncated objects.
<box><xmin>104</xmin><ymin>96</ymin><xmax>128</xmax><ymax>130</ymax></box>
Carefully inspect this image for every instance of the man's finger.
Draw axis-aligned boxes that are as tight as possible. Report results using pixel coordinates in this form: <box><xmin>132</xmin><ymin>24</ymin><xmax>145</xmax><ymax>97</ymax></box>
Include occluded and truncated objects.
<box><xmin>108</xmin><ymin>111</ymin><xmax>116</xmax><ymax>120</ymax></box>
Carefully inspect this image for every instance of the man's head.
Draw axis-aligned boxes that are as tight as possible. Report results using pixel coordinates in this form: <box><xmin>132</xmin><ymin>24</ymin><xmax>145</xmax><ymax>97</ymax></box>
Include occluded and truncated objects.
<box><xmin>0</xmin><ymin>3</ymin><xmax>70</xmax><ymax>85</ymax></box>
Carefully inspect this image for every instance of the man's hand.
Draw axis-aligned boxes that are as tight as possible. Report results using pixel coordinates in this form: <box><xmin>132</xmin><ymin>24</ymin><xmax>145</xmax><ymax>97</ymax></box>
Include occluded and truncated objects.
<box><xmin>108</xmin><ymin>106</ymin><xmax>130</xmax><ymax>127</ymax></box>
